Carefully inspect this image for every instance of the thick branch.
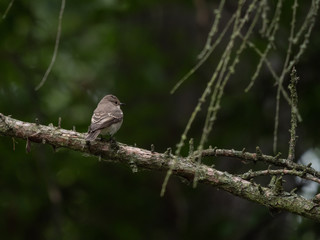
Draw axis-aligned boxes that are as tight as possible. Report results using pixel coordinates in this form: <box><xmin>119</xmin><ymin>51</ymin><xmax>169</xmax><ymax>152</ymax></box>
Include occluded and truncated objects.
<box><xmin>1</xmin><ymin>113</ymin><xmax>320</xmax><ymax>221</ymax></box>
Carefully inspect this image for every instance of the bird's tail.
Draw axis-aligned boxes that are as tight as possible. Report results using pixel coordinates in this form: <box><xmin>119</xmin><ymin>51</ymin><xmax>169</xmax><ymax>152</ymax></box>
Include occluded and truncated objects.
<box><xmin>85</xmin><ymin>130</ymin><xmax>100</xmax><ymax>141</ymax></box>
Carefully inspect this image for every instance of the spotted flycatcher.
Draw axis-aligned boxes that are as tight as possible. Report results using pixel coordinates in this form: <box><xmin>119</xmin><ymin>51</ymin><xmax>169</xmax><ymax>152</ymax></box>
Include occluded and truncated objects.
<box><xmin>86</xmin><ymin>94</ymin><xmax>124</xmax><ymax>141</ymax></box>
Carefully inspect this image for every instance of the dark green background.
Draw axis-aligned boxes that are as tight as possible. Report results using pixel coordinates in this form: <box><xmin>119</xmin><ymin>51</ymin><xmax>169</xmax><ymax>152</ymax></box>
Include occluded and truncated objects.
<box><xmin>1</xmin><ymin>0</ymin><xmax>320</xmax><ymax>239</ymax></box>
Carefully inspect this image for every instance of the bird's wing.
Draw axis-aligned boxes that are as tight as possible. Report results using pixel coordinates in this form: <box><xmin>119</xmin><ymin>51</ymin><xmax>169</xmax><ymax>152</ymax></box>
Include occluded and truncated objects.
<box><xmin>89</xmin><ymin>109</ymin><xmax>123</xmax><ymax>132</ymax></box>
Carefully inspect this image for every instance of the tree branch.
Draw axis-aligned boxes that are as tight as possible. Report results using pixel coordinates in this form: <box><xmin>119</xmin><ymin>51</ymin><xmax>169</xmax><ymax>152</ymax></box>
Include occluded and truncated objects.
<box><xmin>1</xmin><ymin>113</ymin><xmax>320</xmax><ymax>221</ymax></box>
<box><xmin>240</xmin><ymin>169</ymin><xmax>320</xmax><ymax>184</ymax></box>
<box><xmin>199</xmin><ymin>148</ymin><xmax>320</xmax><ymax>179</ymax></box>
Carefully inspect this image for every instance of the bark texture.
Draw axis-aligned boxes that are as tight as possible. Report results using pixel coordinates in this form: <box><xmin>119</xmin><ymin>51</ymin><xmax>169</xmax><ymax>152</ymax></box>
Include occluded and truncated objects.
<box><xmin>1</xmin><ymin>113</ymin><xmax>320</xmax><ymax>221</ymax></box>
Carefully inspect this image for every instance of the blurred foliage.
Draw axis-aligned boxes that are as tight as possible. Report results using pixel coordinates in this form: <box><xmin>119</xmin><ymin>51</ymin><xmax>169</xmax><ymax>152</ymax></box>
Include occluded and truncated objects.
<box><xmin>1</xmin><ymin>0</ymin><xmax>320</xmax><ymax>239</ymax></box>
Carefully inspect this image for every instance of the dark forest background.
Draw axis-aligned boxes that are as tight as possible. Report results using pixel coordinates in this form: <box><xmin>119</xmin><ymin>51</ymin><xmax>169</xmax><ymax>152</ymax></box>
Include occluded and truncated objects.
<box><xmin>1</xmin><ymin>0</ymin><xmax>320</xmax><ymax>239</ymax></box>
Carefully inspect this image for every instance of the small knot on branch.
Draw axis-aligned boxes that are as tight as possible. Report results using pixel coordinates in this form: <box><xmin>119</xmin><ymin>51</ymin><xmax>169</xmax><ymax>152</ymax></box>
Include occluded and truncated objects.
<box><xmin>290</xmin><ymin>188</ymin><xmax>298</xmax><ymax>195</ymax></box>
<box><xmin>258</xmin><ymin>184</ymin><xmax>264</xmax><ymax>194</ymax></box>
<box><xmin>164</xmin><ymin>147</ymin><xmax>172</xmax><ymax>158</ymax></box>
<box><xmin>58</xmin><ymin>117</ymin><xmax>62</xmax><ymax>129</ymax></box>
<box><xmin>213</xmin><ymin>146</ymin><xmax>218</xmax><ymax>156</ymax></box>
<box><xmin>188</xmin><ymin>138</ymin><xmax>194</xmax><ymax>156</ymax></box>
<box><xmin>269</xmin><ymin>176</ymin><xmax>284</xmax><ymax>195</ymax></box>
<box><xmin>241</xmin><ymin>148</ymin><xmax>246</xmax><ymax>154</ymax></box>
<box><xmin>312</xmin><ymin>194</ymin><xmax>320</xmax><ymax>204</ymax></box>
<box><xmin>26</xmin><ymin>137</ymin><xmax>31</xmax><ymax>153</ymax></box>
<box><xmin>255</xmin><ymin>146</ymin><xmax>263</xmax><ymax>162</ymax></box>
<box><xmin>129</xmin><ymin>159</ymin><xmax>138</xmax><ymax>173</ymax></box>
<box><xmin>274</xmin><ymin>152</ymin><xmax>282</xmax><ymax>161</ymax></box>
<box><xmin>0</xmin><ymin>113</ymin><xmax>5</xmax><ymax>121</ymax></box>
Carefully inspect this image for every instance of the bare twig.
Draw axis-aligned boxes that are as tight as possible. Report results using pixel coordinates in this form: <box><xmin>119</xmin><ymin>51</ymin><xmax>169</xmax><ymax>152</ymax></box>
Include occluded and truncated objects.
<box><xmin>241</xmin><ymin>35</ymin><xmax>303</xmax><ymax>122</ymax></box>
<box><xmin>240</xmin><ymin>169</ymin><xmax>320</xmax><ymax>184</ymax></box>
<box><xmin>35</xmin><ymin>0</ymin><xmax>66</xmax><ymax>91</ymax></box>
<box><xmin>288</xmin><ymin>67</ymin><xmax>299</xmax><ymax>161</ymax></box>
<box><xmin>273</xmin><ymin>0</ymin><xmax>297</xmax><ymax>154</ymax></box>
<box><xmin>58</xmin><ymin>117</ymin><xmax>62</xmax><ymax>129</ymax></box>
<box><xmin>170</xmin><ymin>14</ymin><xmax>236</xmax><ymax>94</ymax></box>
<box><xmin>197</xmin><ymin>0</ymin><xmax>226</xmax><ymax>59</ymax></box>
<box><xmin>2</xmin><ymin>0</ymin><xmax>15</xmax><ymax>20</ymax></box>
<box><xmin>198</xmin><ymin>148</ymin><xmax>320</xmax><ymax>179</ymax></box>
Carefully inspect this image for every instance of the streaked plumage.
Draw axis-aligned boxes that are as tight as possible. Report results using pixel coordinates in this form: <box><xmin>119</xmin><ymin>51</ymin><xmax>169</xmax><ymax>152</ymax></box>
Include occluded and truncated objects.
<box><xmin>86</xmin><ymin>95</ymin><xmax>123</xmax><ymax>141</ymax></box>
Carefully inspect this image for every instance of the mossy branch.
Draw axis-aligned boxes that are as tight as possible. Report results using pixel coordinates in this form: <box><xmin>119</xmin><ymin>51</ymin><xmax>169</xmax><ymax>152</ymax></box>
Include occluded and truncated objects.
<box><xmin>1</xmin><ymin>113</ymin><xmax>320</xmax><ymax>221</ymax></box>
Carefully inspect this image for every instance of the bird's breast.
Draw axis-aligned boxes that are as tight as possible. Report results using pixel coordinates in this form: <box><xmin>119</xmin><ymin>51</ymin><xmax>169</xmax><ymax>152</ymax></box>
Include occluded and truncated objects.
<box><xmin>100</xmin><ymin>120</ymin><xmax>123</xmax><ymax>136</ymax></box>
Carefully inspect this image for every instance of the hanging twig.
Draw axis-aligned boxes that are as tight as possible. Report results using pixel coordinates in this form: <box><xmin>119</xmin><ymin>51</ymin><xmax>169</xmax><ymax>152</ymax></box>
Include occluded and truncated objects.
<box><xmin>2</xmin><ymin>0</ymin><xmax>15</xmax><ymax>20</ymax></box>
<box><xmin>35</xmin><ymin>0</ymin><xmax>66</xmax><ymax>91</ymax></box>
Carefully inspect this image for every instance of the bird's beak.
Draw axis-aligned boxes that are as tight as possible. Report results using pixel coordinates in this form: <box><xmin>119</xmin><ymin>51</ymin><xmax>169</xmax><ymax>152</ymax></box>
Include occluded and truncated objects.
<box><xmin>120</xmin><ymin>102</ymin><xmax>125</xmax><ymax>106</ymax></box>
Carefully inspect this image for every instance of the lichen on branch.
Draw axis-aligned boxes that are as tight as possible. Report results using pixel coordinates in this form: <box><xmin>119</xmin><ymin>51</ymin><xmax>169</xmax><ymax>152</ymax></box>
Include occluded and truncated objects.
<box><xmin>1</xmin><ymin>113</ymin><xmax>320</xmax><ymax>222</ymax></box>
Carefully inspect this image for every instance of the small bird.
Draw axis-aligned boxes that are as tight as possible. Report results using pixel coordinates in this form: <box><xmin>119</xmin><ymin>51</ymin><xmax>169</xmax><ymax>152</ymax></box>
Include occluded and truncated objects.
<box><xmin>86</xmin><ymin>94</ymin><xmax>124</xmax><ymax>142</ymax></box>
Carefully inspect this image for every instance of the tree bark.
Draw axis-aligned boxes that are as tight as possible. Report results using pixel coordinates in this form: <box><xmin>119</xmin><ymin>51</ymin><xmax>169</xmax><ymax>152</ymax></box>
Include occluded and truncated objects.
<box><xmin>1</xmin><ymin>113</ymin><xmax>320</xmax><ymax>221</ymax></box>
